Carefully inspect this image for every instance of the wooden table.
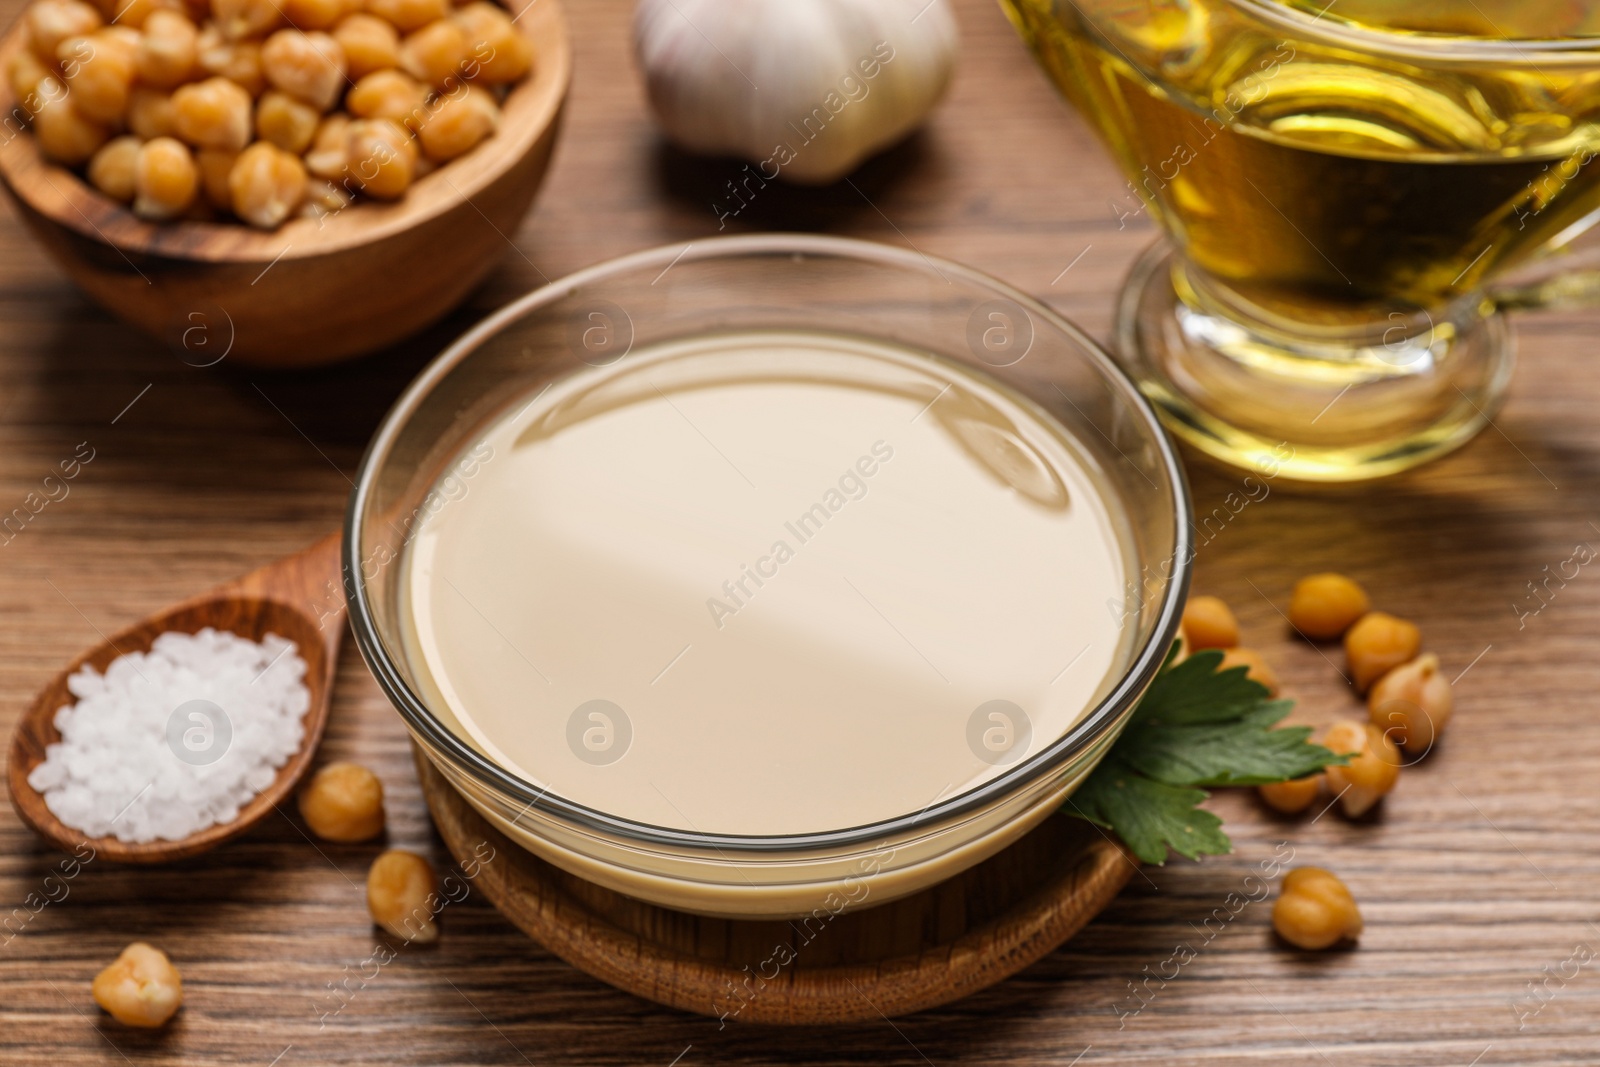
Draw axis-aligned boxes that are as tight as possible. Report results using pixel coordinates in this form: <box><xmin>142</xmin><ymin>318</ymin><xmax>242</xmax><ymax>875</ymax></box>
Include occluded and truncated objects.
<box><xmin>2</xmin><ymin>0</ymin><xmax>1597</xmax><ymax>1063</ymax></box>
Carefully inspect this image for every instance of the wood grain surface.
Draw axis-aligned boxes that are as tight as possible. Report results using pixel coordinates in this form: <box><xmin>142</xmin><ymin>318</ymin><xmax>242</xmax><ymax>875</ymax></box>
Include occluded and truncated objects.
<box><xmin>1</xmin><ymin>0</ymin><xmax>1597</xmax><ymax>1063</ymax></box>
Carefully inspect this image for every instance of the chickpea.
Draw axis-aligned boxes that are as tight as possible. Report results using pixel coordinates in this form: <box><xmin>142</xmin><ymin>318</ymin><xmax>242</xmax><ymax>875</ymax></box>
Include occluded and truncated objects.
<box><xmin>58</xmin><ymin>29</ymin><xmax>137</xmax><ymax>125</ymax></box>
<box><xmin>1322</xmin><ymin>719</ymin><xmax>1400</xmax><ymax>817</ymax></box>
<box><xmin>303</xmin><ymin>110</ymin><xmax>350</xmax><ymax>178</ymax></box>
<box><xmin>7</xmin><ymin>49</ymin><xmax>57</xmax><ymax>114</ymax></box>
<box><xmin>347</xmin><ymin>68</ymin><xmax>427</xmax><ymax>129</ymax></box>
<box><xmin>281</xmin><ymin>0</ymin><xmax>360</xmax><ymax>30</ymax></box>
<box><xmin>1344</xmin><ymin>611</ymin><xmax>1421</xmax><ymax>692</ymax></box>
<box><xmin>127</xmin><ymin>86</ymin><xmax>178</xmax><ymax>138</ymax></box>
<box><xmin>110</xmin><ymin>0</ymin><xmax>181</xmax><ymax>28</ymax></box>
<box><xmin>366</xmin><ymin>0</ymin><xmax>449</xmax><ymax>34</ymax></box>
<box><xmin>196</xmin><ymin>27</ymin><xmax>265</xmax><ymax>96</ymax></box>
<box><xmin>297</xmin><ymin>760</ymin><xmax>385</xmax><ymax>840</ymax></box>
<box><xmin>172</xmin><ymin>75</ymin><xmax>254</xmax><ymax>151</ymax></box>
<box><xmin>1369</xmin><ymin>652</ymin><xmax>1452</xmax><ymax>753</ymax></box>
<box><xmin>212</xmin><ymin>0</ymin><xmax>282</xmax><ymax>42</ymax></box>
<box><xmin>195</xmin><ymin>146</ymin><xmax>238</xmax><ymax>208</ymax></box>
<box><xmin>91</xmin><ymin>942</ymin><xmax>183</xmax><ymax>1027</ymax></box>
<box><xmin>398</xmin><ymin>18</ymin><xmax>468</xmax><ymax>90</ymax></box>
<box><xmin>367</xmin><ymin>849</ymin><xmax>439</xmax><ymax>942</ymax></box>
<box><xmin>228</xmin><ymin>142</ymin><xmax>306</xmax><ymax>227</ymax></box>
<box><xmin>1258</xmin><ymin>773</ymin><xmax>1321</xmax><ymax>814</ymax></box>
<box><xmin>300</xmin><ymin>176</ymin><xmax>353</xmax><ymax>220</ymax></box>
<box><xmin>133</xmin><ymin>136</ymin><xmax>199</xmax><ymax>219</ymax></box>
<box><xmin>1289</xmin><ymin>572</ymin><xmax>1370</xmax><ymax>641</ymax></box>
<box><xmin>1272</xmin><ymin>868</ymin><xmax>1361</xmax><ymax>951</ymax></box>
<box><xmin>24</xmin><ymin>0</ymin><xmax>102</xmax><ymax>65</ymax></box>
<box><xmin>255</xmin><ymin>88</ymin><xmax>320</xmax><ymax>152</ymax></box>
<box><xmin>135</xmin><ymin>9</ymin><xmax>200</xmax><ymax>89</ymax></box>
<box><xmin>261</xmin><ymin>29</ymin><xmax>348</xmax><ymax>111</ymax></box>
<box><xmin>344</xmin><ymin>117</ymin><xmax>414</xmax><ymax>198</ymax></box>
<box><xmin>1219</xmin><ymin>646</ymin><xmax>1279</xmax><ymax>696</ymax></box>
<box><xmin>31</xmin><ymin>80</ymin><xmax>109</xmax><ymax>164</ymax></box>
<box><xmin>1180</xmin><ymin>594</ymin><xmax>1239</xmax><ymax>651</ymax></box>
<box><xmin>87</xmin><ymin>133</ymin><xmax>140</xmax><ymax>201</ymax></box>
<box><xmin>333</xmin><ymin>13</ymin><xmax>400</xmax><ymax>79</ymax></box>
<box><xmin>453</xmin><ymin>1</ymin><xmax>530</xmax><ymax>83</ymax></box>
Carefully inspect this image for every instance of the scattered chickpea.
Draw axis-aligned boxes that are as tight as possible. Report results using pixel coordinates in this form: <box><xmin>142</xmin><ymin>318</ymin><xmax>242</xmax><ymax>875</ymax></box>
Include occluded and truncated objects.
<box><xmin>367</xmin><ymin>849</ymin><xmax>439</xmax><ymax>942</ymax></box>
<box><xmin>135</xmin><ymin>9</ymin><xmax>199</xmax><ymax>89</ymax></box>
<box><xmin>416</xmin><ymin>82</ymin><xmax>497</xmax><ymax>160</ymax></box>
<box><xmin>366</xmin><ymin>0</ymin><xmax>448</xmax><ymax>33</ymax></box>
<box><xmin>127</xmin><ymin>86</ymin><xmax>178</xmax><ymax>138</ymax></box>
<box><xmin>333</xmin><ymin>12</ymin><xmax>401</xmax><ymax>79</ymax></box>
<box><xmin>1368</xmin><ymin>652</ymin><xmax>1452</xmax><ymax>753</ymax></box>
<box><xmin>347</xmin><ymin>68</ymin><xmax>428</xmax><ymax>129</ymax></box>
<box><xmin>211</xmin><ymin>0</ymin><xmax>281</xmax><ymax>41</ymax></box>
<box><xmin>172</xmin><ymin>75</ymin><xmax>254</xmax><ymax>151</ymax></box>
<box><xmin>133</xmin><ymin>135</ymin><xmax>198</xmax><ymax>219</ymax></box>
<box><xmin>1322</xmin><ymin>719</ymin><xmax>1400</xmax><ymax>817</ymax></box>
<box><xmin>31</xmin><ymin>80</ymin><xmax>109</xmax><ymax>164</ymax></box>
<box><xmin>1272</xmin><ymin>868</ymin><xmax>1362</xmax><ymax>951</ymax></box>
<box><xmin>195</xmin><ymin>146</ymin><xmax>238</xmax><ymax>208</ymax></box>
<box><xmin>1344</xmin><ymin>611</ymin><xmax>1421</xmax><ymax>692</ymax></box>
<box><xmin>398</xmin><ymin>17</ymin><xmax>468</xmax><ymax>89</ymax></box>
<box><xmin>1258</xmin><ymin>773</ymin><xmax>1321</xmax><ymax>814</ymax></box>
<box><xmin>1289</xmin><ymin>572</ymin><xmax>1370</xmax><ymax>641</ymax></box>
<box><xmin>24</xmin><ymin>0</ymin><xmax>102</xmax><ymax>64</ymax></box>
<box><xmin>255</xmin><ymin>89</ymin><xmax>321</xmax><ymax>153</ymax></box>
<box><xmin>91</xmin><ymin>942</ymin><xmax>183</xmax><ymax>1028</ymax></box>
<box><xmin>58</xmin><ymin>28</ymin><xmax>138</xmax><ymax>125</ymax></box>
<box><xmin>297</xmin><ymin>760</ymin><xmax>385</xmax><ymax>841</ymax></box>
<box><xmin>1219</xmin><ymin>646</ymin><xmax>1279</xmax><ymax>696</ymax></box>
<box><xmin>196</xmin><ymin>26</ymin><xmax>265</xmax><ymax>96</ymax></box>
<box><xmin>87</xmin><ymin>133</ymin><xmax>140</xmax><ymax>201</ymax></box>
<box><xmin>453</xmin><ymin>1</ymin><xmax>530</xmax><ymax>83</ymax></box>
<box><xmin>261</xmin><ymin>28</ymin><xmax>348</xmax><ymax>111</ymax></box>
<box><xmin>304</xmin><ymin>111</ymin><xmax>351</xmax><ymax>179</ymax></box>
<box><xmin>1180</xmin><ymin>594</ymin><xmax>1239</xmax><ymax>651</ymax></box>
<box><xmin>344</xmin><ymin>117</ymin><xmax>415</xmax><ymax>199</ymax></box>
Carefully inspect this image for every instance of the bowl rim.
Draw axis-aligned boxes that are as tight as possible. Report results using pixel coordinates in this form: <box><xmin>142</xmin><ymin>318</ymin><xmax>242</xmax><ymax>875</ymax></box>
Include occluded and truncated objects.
<box><xmin>0</xmin><ymin>0</ymin><xmax>570</xmax><ymax>262</ymax></box>
<box><xmin>344</xmin><ymin>233</ymin><xmax>1194</xmax><ymax>854</ymax></box>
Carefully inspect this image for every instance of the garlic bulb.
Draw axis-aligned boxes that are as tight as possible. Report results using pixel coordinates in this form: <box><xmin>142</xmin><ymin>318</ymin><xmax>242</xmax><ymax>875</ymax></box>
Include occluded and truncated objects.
<box><xmin>633</xmin><ymin>0</ymin><xmax>959</xmax><ymax>185</ymax></box>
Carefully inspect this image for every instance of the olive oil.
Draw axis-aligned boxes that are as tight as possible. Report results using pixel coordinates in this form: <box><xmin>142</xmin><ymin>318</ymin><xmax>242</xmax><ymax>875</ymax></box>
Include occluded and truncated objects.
<box><xmin>1002</xmin><ymin>0</ymin><xmax>1600</xmax><ymax>320</ymax></box>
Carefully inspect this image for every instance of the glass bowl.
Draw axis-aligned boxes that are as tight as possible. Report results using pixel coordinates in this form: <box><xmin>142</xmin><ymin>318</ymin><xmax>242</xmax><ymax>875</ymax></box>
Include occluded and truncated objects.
<box><xmin>346</xmin><ymin>234</ymin><xmax>1192</xmax><ymax>919</ymax></box>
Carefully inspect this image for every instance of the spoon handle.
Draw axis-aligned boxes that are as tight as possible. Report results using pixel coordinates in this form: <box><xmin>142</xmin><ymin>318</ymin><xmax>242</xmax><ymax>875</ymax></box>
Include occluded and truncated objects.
<box><xmin>217</xmin><ymin>530</ymin><xmax>346</xmax><ymax>639</ymax></box>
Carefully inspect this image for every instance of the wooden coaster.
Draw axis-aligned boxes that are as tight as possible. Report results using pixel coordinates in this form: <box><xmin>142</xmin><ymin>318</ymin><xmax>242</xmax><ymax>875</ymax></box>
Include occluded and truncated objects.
<box><xmin>416</xmin><ymin>751</ymin><xmax>1136</xmax><ymax>1024</ymax></box>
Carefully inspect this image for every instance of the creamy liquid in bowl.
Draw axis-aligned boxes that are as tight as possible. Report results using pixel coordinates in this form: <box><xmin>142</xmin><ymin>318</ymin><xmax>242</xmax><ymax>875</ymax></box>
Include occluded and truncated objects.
<box><xmin>399</xmin><ymin>330</ymin><xmax>1135</xmax><ymax>836</ymax></box>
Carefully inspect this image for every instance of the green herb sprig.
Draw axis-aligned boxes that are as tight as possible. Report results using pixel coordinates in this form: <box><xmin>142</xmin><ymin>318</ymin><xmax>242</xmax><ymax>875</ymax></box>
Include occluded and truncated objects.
<box><xmin>1066</xmin><ymin>645</ymin><xmax>1349</xmax><ymax>864</ymax></box>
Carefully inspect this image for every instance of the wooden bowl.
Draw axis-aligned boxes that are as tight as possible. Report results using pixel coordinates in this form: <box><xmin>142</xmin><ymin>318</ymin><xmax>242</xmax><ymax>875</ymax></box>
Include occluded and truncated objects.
<box><xmin>417</xmin><ymin>749</ymin><xmax>1138</xmax><ymax>1024</ymax></box>
<box><xmin>0</xmin><ymin>0</ymin><xmax>569</xmax><ymax>368</ymax></box>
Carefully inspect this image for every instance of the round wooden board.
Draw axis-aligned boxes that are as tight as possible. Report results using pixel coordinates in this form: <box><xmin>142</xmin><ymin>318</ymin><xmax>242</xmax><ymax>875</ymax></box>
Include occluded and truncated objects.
<box><xmin>415</xmin><ymin>749</ymin><xmax>1137</xmax><ymax>1024</ymax></box>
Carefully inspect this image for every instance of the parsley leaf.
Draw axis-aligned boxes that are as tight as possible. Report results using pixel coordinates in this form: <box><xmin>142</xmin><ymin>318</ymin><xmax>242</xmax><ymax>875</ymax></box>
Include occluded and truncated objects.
<box><xmin>1065</xmin><ymin>646</ymin><xmax>1349</xmax><ymax>864</ymax></box>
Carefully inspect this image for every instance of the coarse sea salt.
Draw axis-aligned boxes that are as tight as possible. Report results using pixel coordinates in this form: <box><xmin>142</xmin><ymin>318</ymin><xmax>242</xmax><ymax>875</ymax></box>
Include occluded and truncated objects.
<box><xmin>27</xmin><ymin>627</ymin><xmax>310</xmax><ymax>844</ymax></box>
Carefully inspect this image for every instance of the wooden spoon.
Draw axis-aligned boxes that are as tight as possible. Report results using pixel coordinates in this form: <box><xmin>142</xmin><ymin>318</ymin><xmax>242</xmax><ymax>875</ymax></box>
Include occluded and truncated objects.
<box><xmin>6</xmin><ymin>533</ymin><xmax>344</xmax><ymax>863</ymax></box>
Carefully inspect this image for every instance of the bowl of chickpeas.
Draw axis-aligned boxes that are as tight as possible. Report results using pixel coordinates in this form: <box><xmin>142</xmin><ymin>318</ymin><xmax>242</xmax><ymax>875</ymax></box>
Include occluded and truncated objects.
<box><xmin>0</xmin><ymin>0</ymin><xmax>568</xmax><ymax>366</ymax></box>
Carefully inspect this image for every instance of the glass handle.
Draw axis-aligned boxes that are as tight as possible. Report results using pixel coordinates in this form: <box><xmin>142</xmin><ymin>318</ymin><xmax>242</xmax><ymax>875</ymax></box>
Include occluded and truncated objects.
<box><xmin>1487</xmin><ymin>227</ymin><xmax>1600</xmax><ymax>311</ymax></box>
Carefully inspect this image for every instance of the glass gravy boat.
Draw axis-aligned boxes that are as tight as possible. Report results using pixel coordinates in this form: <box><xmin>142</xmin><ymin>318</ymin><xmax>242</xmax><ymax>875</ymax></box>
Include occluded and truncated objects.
<box><xmin>1003</xmin><ymin>0</ymin><xmax>1600</xmax><ymax>480</ymax></box>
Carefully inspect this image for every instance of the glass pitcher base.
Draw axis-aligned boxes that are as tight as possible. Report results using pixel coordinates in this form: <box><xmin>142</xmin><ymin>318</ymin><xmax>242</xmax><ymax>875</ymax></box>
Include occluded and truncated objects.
<box><xmin>1113</xmin><ymin>241</ymin><xmax>1516</xmax><ymax>483</ymax></box>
